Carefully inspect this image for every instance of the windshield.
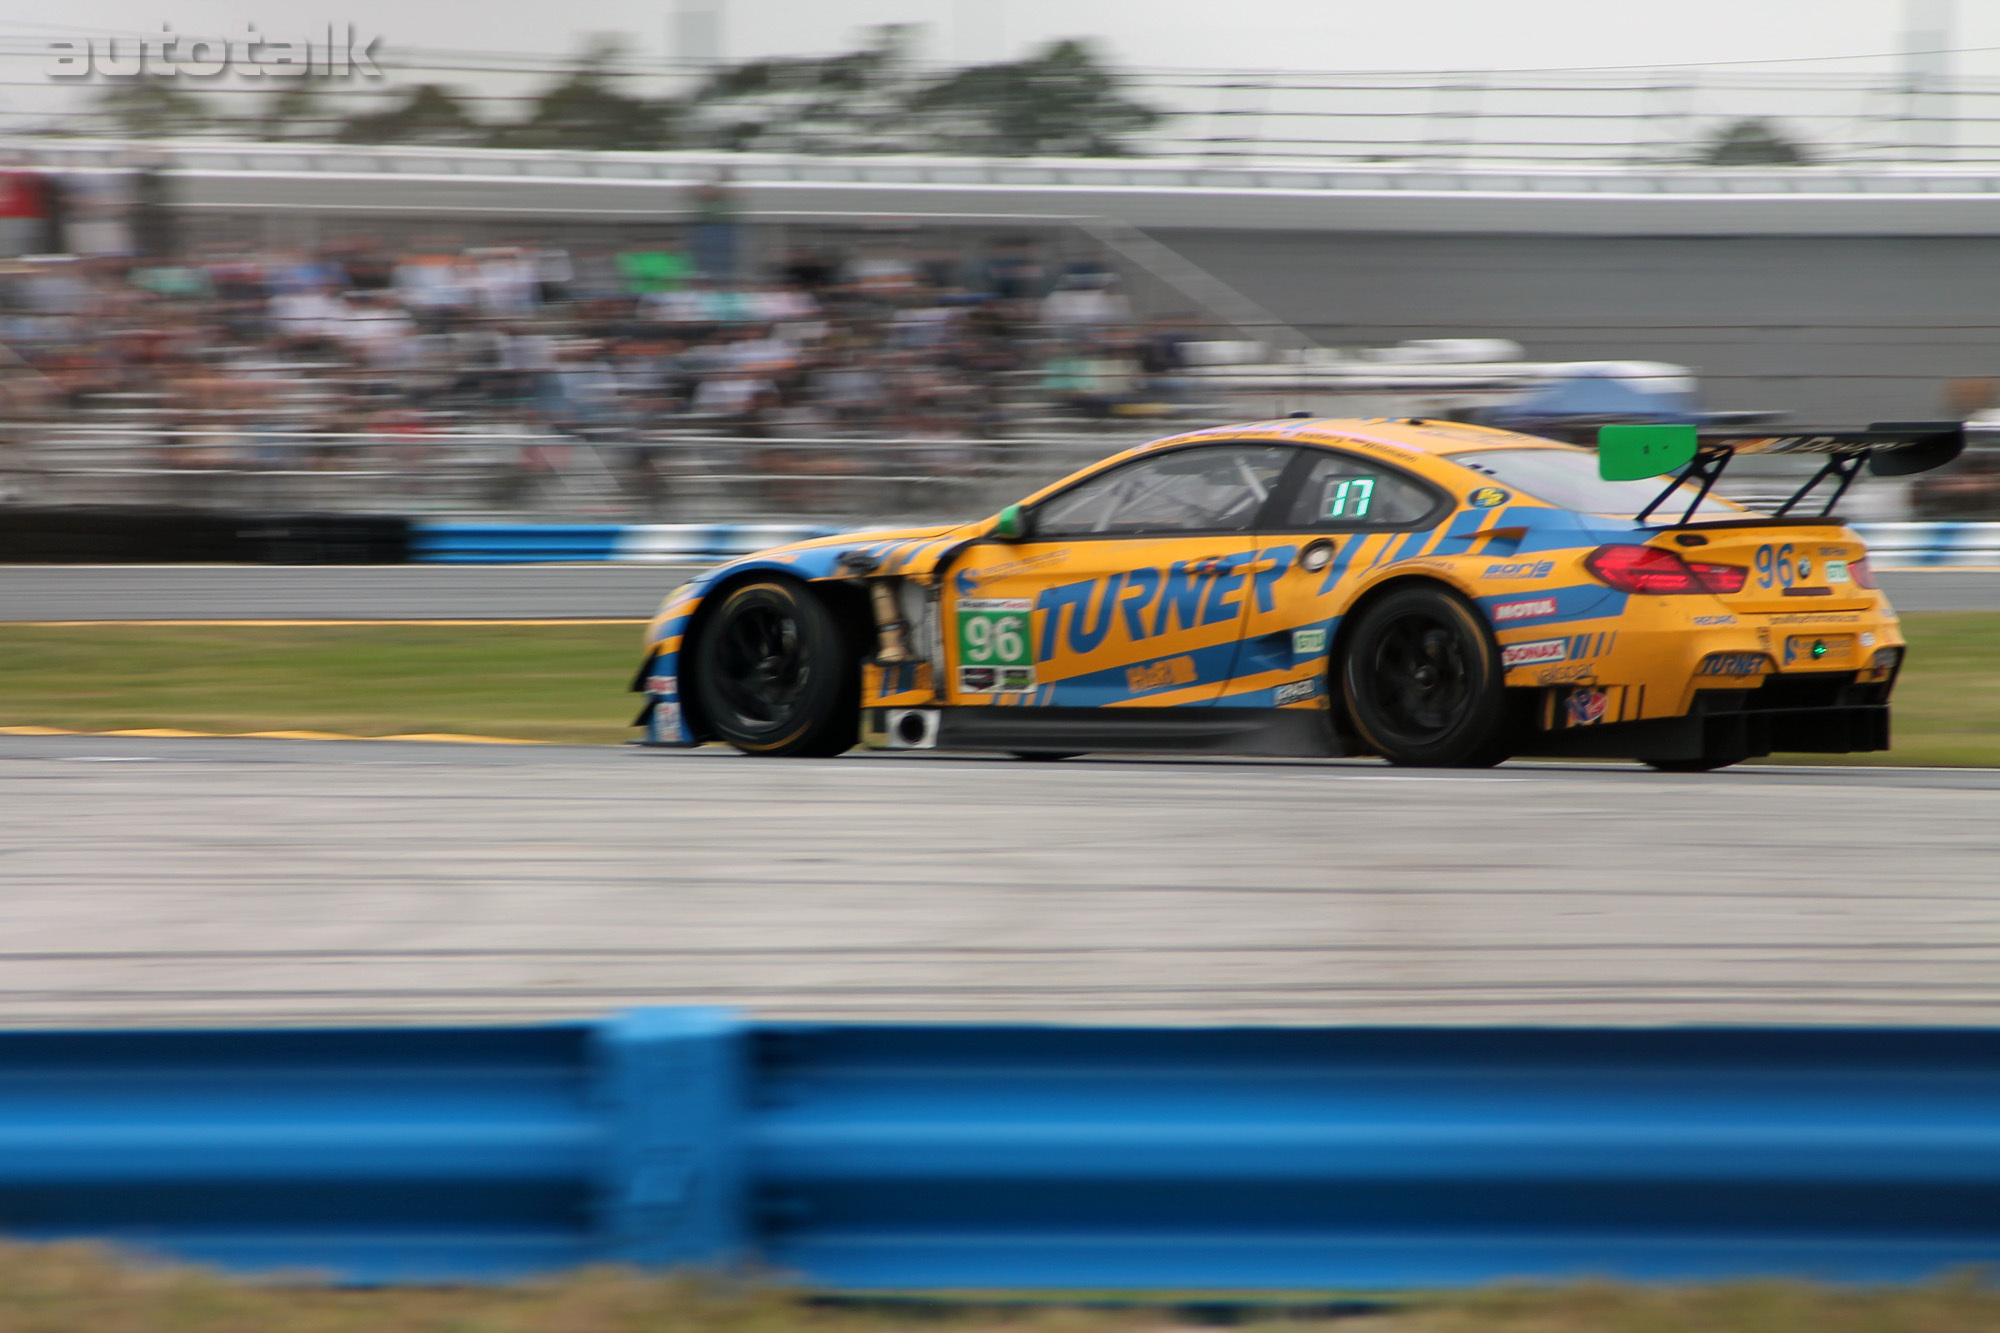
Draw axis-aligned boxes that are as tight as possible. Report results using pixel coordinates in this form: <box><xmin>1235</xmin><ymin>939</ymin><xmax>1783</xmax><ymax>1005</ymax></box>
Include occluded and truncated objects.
<box><xmin>1444</xmin><ymin>447</ymin><xmax>1746</xmax><ymax>520</ymax></box>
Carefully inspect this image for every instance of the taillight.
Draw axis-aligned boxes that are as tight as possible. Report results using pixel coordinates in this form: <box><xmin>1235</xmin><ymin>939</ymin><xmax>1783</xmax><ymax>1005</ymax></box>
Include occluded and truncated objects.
<box><xmin>1584</xmin><ymin>544</ymin><xmax>1741</xmax><ymax>595</ymax></box>
<box><xmin>1851</xmin><ymin>557</ymin><xmax>1879</xmax><ymax>589</ymax></box>
<box><xmin>1686</xmin><ymin>561</ymin><xmax>1747</xmax><ymax>594</ymax></box>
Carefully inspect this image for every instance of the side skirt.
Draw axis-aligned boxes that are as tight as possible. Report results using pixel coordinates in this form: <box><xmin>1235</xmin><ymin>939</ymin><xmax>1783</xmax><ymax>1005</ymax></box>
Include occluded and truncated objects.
<box><xmin>920</xmin><ymin>706</ymin><xmax>1348</xmax><ymax>759</ymax></box>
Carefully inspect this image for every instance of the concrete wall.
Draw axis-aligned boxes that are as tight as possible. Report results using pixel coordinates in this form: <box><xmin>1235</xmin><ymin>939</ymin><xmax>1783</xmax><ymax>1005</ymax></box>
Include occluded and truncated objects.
<box><xmin>1161</xmin><ymin>230</ymin><xmax>2000</xmax><ymax>423</ymax></box>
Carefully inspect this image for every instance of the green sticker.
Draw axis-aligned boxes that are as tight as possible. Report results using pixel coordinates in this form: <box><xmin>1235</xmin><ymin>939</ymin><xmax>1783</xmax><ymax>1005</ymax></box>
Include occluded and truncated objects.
<box><xmin>1597</xmin><ymin>423</ymin><xmax>1697</xmax><ymax>482</ymax></box>
<box><xmin>957</xmin><ymin>598</ymin><xmax>1036</xmax><ymax>694</ymax></box>
<box><xmin>1292</xmin><ymin>627</ymin><xmax>1327</xmax><ymax>655</ymax></box>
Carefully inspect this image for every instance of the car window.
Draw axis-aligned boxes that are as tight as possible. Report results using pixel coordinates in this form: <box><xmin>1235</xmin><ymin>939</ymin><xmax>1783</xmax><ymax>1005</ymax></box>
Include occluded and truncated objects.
<box><xmin>1282</xmin><ymin>451</ymin><xmax>1441</xmax><ymax>529</ymax></box>
<box><xmin>1034</xmin><ymin>444</ymin><xmax>1293</xmax><ymax>536</ymax></box>
<box><xmin>1444</xmin><ymin>447</ymin><xmax>1747</xmax><ymax>518</ymax></box>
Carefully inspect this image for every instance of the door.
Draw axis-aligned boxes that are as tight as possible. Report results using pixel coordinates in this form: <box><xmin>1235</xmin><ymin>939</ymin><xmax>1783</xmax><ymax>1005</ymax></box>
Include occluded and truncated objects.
<box><xmin>943</xmin><ymin>443</ymin><xmax>1295</xmax><ymax>708</ymax></box>
<box><xmin>1225</xmin><ymin>447</ymin><xmax>1452</xmax><ymax>708</ymax></box>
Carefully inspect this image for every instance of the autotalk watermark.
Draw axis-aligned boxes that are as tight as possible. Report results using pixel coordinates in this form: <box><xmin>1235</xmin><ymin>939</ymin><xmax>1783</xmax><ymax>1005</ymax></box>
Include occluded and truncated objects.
<box><xmin>45</xmin><ymin>24</ymin><xmax>383</xmax><ymax>79</ymax></box>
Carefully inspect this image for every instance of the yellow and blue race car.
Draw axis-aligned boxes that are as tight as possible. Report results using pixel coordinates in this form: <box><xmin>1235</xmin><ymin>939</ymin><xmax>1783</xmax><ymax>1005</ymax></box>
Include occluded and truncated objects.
<box><xmin>633</xmin><ymin>417</ymin><xmax>1961</xmax><ymax>770</ymax></box>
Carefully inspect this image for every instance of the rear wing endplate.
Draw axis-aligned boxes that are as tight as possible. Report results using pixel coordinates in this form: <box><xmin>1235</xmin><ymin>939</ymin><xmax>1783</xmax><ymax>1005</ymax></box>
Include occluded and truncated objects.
<box><xmin>1596</xmin><ymin>422</ymin><xmax>1966</xmax><ymax>526</ymax></box>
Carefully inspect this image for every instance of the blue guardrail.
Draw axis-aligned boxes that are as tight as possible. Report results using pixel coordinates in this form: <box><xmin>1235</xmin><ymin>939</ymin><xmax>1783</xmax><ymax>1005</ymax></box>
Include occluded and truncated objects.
<box><xmin>405</xmin><ymin>522</ymin><xmax>2000</xmax><ymax>567</ymax></box>
<box><xmin>410</xmin><ymin>523</ymin><xmax>838</xmax><ymax>563</ymax></box>
<box><xmin>1</xmin><ymin>1014</ymin><xmax>1999</xmax><ymax>1288</ymax></box>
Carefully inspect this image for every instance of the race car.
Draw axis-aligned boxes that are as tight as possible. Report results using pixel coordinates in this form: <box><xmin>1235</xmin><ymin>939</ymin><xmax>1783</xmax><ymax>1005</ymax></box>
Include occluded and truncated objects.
<box><xmin>632</xmin><ymin>416</ymin><xmax>1962</xmax><ymax>770</ymax></box>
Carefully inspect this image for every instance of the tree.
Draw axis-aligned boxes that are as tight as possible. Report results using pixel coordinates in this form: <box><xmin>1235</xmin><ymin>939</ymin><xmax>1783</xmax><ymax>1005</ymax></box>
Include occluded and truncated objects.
<box><xmin>684</xmin><ymin>30</ymin><xmax>1164</xmax><ymax>158</ymax></box>
<box><xmin>684</xmin><ymin>26</ymin><xmax>916</xmax><ymax>154</ymax></box>
<box><xmin>245</xmin><ymin>74</ymin><xmax>342</xmax><ymax>141</ymax></box>
<box><xmin>491</xmin><ymin>37</ymin><xmax>677</xmax><ymax>151</ymax></box>
<box><xmin>86</xmin><ymin>79</ymin><xmax>211</xmax><ymax>138</ymax></box>
<box><xmin>907</xmin><ymin>40</ymin><xmax>1163</xmax><ymax>157</ymax></box>
<box><xmin>1700</xmin><ymin>118</ymin><xmax>1810</xmax><ymax>166</ymax></box>
<box><xmin>336</xmin><ymin>84</ymin><xmax>485</xmax><ymax>145</ymax></box>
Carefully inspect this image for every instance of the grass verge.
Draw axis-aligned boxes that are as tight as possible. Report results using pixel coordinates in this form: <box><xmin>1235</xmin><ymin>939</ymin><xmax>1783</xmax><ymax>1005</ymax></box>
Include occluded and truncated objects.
<box><xmin>0</xmin><ymin>1244</ymin><xmax>1996</xmax><ymax>1333</ymax></box>
<box><xmin>0</xmin><ymin>614</ymin><xmax>1994</xmax><ymax>763</ymax></box>
<box><xmin>0</xmin><ymin>623</ymin><xmax>644</xmax><ymax>745</ymax></box>
<box><xmin>1808</xmin><ymin>611</ymin><xmax>2000</xmax><ymax>766</ymax></box>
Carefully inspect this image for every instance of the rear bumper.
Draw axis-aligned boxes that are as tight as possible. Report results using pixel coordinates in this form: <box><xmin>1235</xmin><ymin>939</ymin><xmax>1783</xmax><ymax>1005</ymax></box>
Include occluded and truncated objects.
<box><xmin>1526</xmin><ymin>704</ymin><xmax>1889</xmax><ymax>761</ymax></box>
<box><xmin>1527</xmin><ymin>671</ymin><xmax>1893</xmax><ymax>761</ymax></box>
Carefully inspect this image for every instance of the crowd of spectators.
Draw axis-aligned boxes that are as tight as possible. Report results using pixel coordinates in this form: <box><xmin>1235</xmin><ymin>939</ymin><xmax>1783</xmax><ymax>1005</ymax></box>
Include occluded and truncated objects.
<box><xmin>0</xmin><ymin>233</ymin><xmax>1199</xmax><ymax>513</ymax></box>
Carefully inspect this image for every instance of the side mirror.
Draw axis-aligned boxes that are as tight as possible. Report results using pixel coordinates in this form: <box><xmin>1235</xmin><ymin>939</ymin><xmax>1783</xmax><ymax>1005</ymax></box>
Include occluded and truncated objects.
<box><xmin>994</xmin><ymin>504</ymin><xmax>1030</xmax><ymax>540</ymax></box>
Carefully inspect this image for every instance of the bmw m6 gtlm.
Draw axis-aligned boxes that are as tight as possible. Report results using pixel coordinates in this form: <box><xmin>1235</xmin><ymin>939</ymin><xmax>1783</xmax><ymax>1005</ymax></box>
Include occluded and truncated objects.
<box><xmin>632</xmin><ymin>417</ymin><xmax>1960</xmax><ymax>770</ymax></box>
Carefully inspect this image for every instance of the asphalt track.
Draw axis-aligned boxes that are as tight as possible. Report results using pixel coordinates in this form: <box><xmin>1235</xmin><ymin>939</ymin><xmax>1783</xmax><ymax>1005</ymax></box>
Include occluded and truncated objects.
<box><xmin>2</xmin><ymin>565</ymin><xmax>1998</xmax><ymax>620</ymax></box>
<box><xmin>2</xmin><ymin>733</ymin><xmax>1996</xmax><ymax>1028</ymax></box>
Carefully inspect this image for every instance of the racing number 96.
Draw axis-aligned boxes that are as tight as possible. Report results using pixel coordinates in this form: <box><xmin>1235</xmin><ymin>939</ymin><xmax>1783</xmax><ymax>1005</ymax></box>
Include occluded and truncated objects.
<box><xmin>957</xmin><ymin>599</ymin><xmax>1034</xmax><ymax>670</ymax></box>
<box><xmin>1755</xmin><ymin>543</ymin><xmax>1795</xmax><ymax>590</ymax></box>
<box><xmin>964</xmin><ymin>614</ymin><xmax>1025</xmax><ymax>663</ymax></box>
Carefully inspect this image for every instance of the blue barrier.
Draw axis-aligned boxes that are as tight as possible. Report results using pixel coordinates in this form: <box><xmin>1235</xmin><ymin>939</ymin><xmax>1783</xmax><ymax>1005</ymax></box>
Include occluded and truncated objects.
<box><xmin>751</xmin><ymin>1025</ymin><xmax>2000</xmax><ymax>1290</ymax></box>
<box><xmin>410</xmin><ymin>523</ymin><xmax>838</xmax><ymax>564</ymax></box>
<box><xmin>3</xmin><ymin>1015</ymin><xmax>2000</xmax><ymax>1288</ymax></box>
<box><xmin>0</xmin><ymin>1010</ymin><xmax>740</xmax><ymax>1282</ymax></box>
<box><xmin>410</xmin><ymin>524</ymin><xmax>627</xmax><ymax>563</ymax></box>
<box><xmin>1852</xmin><ymin>521</ymin><xmax>2000</xmax><ymax>568</ymax></box>
<box><xmin>407</xmin><ymin>521</ymin><xmax>1995</xmax><ymax>566</ymax></box>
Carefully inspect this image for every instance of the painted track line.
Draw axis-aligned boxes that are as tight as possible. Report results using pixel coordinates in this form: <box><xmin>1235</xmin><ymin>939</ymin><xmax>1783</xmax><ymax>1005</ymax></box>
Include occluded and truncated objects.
<box><xmin>6</xmin><ymin>619</ymin><xmax>647</xmax><ymax>627</ymax></box>
<box><xmin>0</xmin><ymin>725</ymin><xmax>544</xmax><ymax>745</ymax></box>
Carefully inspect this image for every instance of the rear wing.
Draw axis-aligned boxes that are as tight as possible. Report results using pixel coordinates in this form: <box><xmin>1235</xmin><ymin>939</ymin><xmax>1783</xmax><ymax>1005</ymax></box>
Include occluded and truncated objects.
<box><xmin>1596</xmin><ymin>422</ymin><xmax>1967</xmax><ymax>526</ymax></box>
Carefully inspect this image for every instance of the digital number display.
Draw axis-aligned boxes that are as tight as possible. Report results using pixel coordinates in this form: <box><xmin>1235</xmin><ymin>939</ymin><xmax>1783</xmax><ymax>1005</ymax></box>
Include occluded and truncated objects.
<box><xmin>1323</xmin><ymin>477</ymin><xmax>1375</xmax><ymax>519</ymax></box>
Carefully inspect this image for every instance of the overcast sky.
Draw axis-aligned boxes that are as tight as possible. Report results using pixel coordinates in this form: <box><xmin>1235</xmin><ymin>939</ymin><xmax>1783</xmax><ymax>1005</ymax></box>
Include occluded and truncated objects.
<box><xmin>6</xmin><ymin>1</ymin><xmax>1996</xmax><ymax>120</ymax></box>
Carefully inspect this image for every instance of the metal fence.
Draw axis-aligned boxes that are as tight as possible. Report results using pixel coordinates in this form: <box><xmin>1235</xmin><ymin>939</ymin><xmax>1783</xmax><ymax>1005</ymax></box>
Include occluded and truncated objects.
<box><xmin>13</xmin><ymin>424</ymin><xmax>1996</xmax><ymax>527</ymax></box>
<box><xmin>1131</xmin><ymin>68</ymin><xmax>2000</xmax><ymax>167</ymax></box>
<box><xmin>0</xmin><ymin>424</ymin><xmax>1149</xmax><ymax>524</ymax></box>
<box><xmin>25</xmin><ymin>64</ymin><xmax>2000</xmax><ymax>167</ymax></box>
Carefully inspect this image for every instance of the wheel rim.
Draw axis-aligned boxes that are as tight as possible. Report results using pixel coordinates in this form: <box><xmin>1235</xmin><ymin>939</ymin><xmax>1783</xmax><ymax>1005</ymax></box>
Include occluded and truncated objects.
<box><xmin>1360</xmin><ymin>610</ymin><xmax>1477</xmax><ymax>744</ymax></box>
<box><xmin>711</xmin><ymin>600</ymin><xmax>811</xmax><ymax>731</ymax></box>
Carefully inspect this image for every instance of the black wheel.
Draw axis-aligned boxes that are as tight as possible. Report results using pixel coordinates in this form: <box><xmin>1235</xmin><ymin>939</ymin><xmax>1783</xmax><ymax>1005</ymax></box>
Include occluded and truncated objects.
<box><xmin>691</xmin><ymin>579</ymin><xmax>859</xmax><ymax>756</ymax></box>
<box><xmin>1011</xmin><ymin>751</ymin><xmax>1082</xmax><ymax>761</ymax></box>
<box><xmin>1340</xmin><ymin>584</ymin><xmax>1511</xmax><ymax>768</ymax></box>
<box><xmin>1642</xmin><ymin>755</ymin><xmax>1744</xmax><ymax>773</ymax></box>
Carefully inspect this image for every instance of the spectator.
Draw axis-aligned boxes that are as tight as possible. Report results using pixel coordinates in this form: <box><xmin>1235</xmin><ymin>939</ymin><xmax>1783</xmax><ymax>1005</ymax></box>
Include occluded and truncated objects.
<box><xmin>0</xmin><ymin>227</ymin><xmax>1184</xmax><ymax>519</ymax></box>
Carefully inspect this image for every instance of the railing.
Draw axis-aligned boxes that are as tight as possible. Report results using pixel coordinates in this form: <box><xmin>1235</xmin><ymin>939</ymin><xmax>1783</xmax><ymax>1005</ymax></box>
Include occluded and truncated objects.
<box><xmin>33</xmin><ymin>134</ymin><xmax>2000</xmax><ymax>191</ymax></box>
<box><xmin>1130</xmin><ymin>67</ymin><xmax>2000</xmax><ymax>167</ymax></box>
<box><xmin>0</xmin><ymin>426</ymin><xmax>1145</xmax><ymax>525</ymax></box>
<box><xmin>25</xmin><ymin>66</ymin><xmax>2000</xmax><ymax>167</ymax></box>
<box><xmin>12</xmin><ymin>425</ymin><xmax>1999</xmax><ymax>528</ymax></box>
<box><xmin>3</xmin><ymin>1011</ymin><xmax>1999</xmax><ymax>1288</ymax></box>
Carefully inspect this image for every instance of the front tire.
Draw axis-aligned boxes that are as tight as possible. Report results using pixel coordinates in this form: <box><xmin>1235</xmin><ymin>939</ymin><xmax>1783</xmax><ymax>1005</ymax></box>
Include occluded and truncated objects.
<box><xmin>691</xmin><ymin>579</ymin><xmax>859</xmax><ymax>756</ymax></box>
<box><xmin>1340</xmin><ymin>583</ymin><xmax>1511</xmax><ymax>768</ymax></box>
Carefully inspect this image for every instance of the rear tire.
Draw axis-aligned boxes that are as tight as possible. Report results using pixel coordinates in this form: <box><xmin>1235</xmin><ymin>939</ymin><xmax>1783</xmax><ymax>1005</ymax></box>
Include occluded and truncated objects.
<box><xmin>691</xmin><ymin>579</ymin><xmax>859</xmax><ymax>757</ymax></box>
<box><xmin>1642</xmin><ymin>755</ymin><xmax>1744</xmax><ymax>773</ymax></box>
<box><xmin>1340</xmin><ymin>583</ymin><xmax>1512</xmax><ymax>768</ymax></box>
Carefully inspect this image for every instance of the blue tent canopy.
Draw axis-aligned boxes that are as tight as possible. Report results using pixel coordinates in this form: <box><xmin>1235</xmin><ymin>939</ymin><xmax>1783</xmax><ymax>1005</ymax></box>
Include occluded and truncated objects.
<box><xmin>1490</xmin><ymin>367</ymin><xmax>1700</xmax><ymax>424</ymax></box>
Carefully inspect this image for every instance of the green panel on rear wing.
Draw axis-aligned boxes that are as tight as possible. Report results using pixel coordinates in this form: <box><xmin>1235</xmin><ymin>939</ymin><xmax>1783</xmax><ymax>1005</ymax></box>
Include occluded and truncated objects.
<box><xmin>1598</xmin><ymin>424</ymin><xmax>1698</xmax><ymax>481</ymax></box>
